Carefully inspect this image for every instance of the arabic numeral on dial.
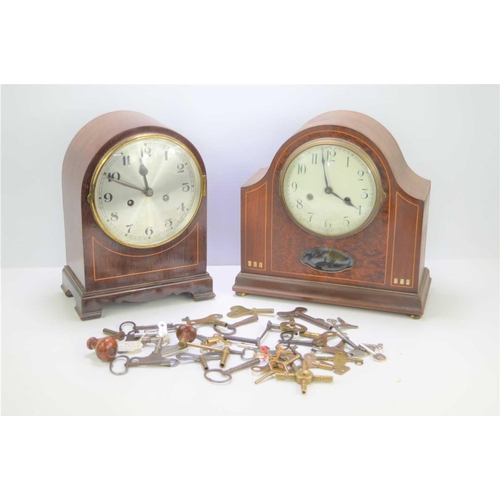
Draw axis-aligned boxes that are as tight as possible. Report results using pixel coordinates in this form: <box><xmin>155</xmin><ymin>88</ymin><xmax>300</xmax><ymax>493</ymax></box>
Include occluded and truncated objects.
<box><xmin>177</xmin><ymin>163</ymin><xmax>185</xmax><ymax>173</ymax></box>
<box><xmin>103</xmin><ymin>193</ymin><xmax>113</xmax><ymax>202</ymax></box>
<box><xmin>308</xmin><ymin>212</ymin><xmax>314</xmax><ymax>222</ymax></box>
<box><xmin>165</xmin><ymin>218</ymin><xmax>173</xmax><ymax>229</ymax></box>
<box><xmin>324</xmin><ymin>219</ymin><xmax>331</xmax><ymax>229</ymax></box>
<box><xmin>182</xmin><ymin>182</ymin><xmax>190</xmax><ymax>192</ymax></box>
<box><xmin>296</xmin><ymin>199</ymin><xmax>303</xmax><ymax>209</ymax></box>
<box><xmin>122</xmin><ymin>156</ymin><xmax>130</xmax><ymax>166</ymax></box>
<box><xmin>327</xmin><ymin>149</ymin><xmax>336</xmax><ymax>161</ymax></box>
<box><xmin>164</xmin><ymin>149</ymin><xmax>169</xmax><ymax>161</ymax></box>
<box><xmin>343</xmin><ymin>216</ymin><xmax>350</xmax><ymax>226</ymax></box>
<box><xmin>358</xmin><ymin>170</ymin><xmax>365</xmax><ymax>180</ymax></box>
<box><xmin>291</xmin><ymin>182</ymin><xmax>298</xmax><ymax>192</ymax></box>
<box><xmin>361</xmin><ymin>189</ymin><xmax>368</xmax><ymax>199</ymax></box>
<box><xmin>145</xmin><ymin>227</ymin><xmax>154</xmax><ymax>236</ymax></box>
<box><xmin>110</xmin><ymin>212</ymin><xmax>119</xmax><ymax>221</ymax></box>
<box><xmin>141</xmin><ymin>146</ymin><xmax>151</xmax><ymax>158</ymax></box>
<box><xmin>297</xmin><ymin>164</ymin><xmax>306</xmax><ymax>175</ymax></box>
<box><xmin>177</xmin><ymin>202</ymin><xmax>186</xmax><ymax>211</ymax></box>
<box><xmin>126</xmin><ymin>224</ymin><xmax>133</xmax><ymax>234</ymax></box>
<box><xmin>311</xmin><ymin>153</ymin><xmax>318</xmax><ymax>164</ymax></box>
<box><xmin>107</xmin><ymin>172</ymin><xmax>121</xmax><ymax>181</ymax></box>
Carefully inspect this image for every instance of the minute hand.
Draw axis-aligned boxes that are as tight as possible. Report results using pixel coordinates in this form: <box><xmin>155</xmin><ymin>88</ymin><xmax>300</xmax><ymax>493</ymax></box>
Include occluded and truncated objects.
<box><xmin>105</xmin><ymin>174</ymin><xmax>147</xmax><ymax>193</ymax></box>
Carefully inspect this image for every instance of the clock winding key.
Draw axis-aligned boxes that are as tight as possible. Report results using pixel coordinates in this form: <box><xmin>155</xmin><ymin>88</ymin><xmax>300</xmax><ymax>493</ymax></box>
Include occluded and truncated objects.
<box><xmin>227</xmin><ymin>305</ymin><xmax>275</xmax><ymax>318</ymax></box>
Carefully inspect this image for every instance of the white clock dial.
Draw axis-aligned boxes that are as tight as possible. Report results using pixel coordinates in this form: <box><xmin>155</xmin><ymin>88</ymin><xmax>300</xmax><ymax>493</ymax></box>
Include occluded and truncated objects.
<box><xmin>281</xmin><ymin>139</ymin><xmax>382</xmax><ymax>238</ymax></box>
<box><xmin>90</xmin><ymin>134</ymin><xmax>203</xmax><ymax>248</ymax></box>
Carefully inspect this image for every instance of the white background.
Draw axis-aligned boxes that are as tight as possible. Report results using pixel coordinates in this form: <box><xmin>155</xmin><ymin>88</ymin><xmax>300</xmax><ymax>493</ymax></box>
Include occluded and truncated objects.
<box><xmin>1</xmin><ymin>84</ymin><xmax>498</xmax><ymax>267</ymax></box>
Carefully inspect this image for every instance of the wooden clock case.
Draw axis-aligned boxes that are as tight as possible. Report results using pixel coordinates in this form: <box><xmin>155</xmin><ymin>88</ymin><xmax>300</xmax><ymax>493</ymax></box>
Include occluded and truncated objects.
<box><xmin>61</xmin><ymin>111</ymin><xmax>214</xmax><ymax>320</ymax></box>
<box><xmin>233</xmin><ymin>111</ymin><xmax>431</xmax><ymax>317</ymax></box>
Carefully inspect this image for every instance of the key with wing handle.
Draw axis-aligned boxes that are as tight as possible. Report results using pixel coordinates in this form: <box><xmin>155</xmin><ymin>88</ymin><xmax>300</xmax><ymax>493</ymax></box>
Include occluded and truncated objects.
<box><xmin>275</xmin><ymin>360</ymin><xmax>333</xmax><ymax>394</ymax></box>
<box><xmin>109</xmin><ymin>337</ymin><xmax>179</xmax><ymax>375</ymax></box>
<box><xmin>213</xmin><ymin>315</ymin><xmax>259</xmax><ymax>335</ymax></box>
<box><xmin>227</xmin><ymin>305</ymin><xmax>275</xmax><ymax>318</ymax></box>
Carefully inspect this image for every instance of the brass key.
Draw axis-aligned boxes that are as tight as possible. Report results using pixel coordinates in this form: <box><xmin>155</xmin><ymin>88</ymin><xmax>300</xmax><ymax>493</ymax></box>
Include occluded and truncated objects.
<box><xmin>254</xmin><ymin>362</ymin><xmax>285</xmax><ymax>385</ymax></box>
<box><xmin>303</xmin><ymin>352</ymin><xmax>335</xmax><ymax>371</ymax></box>
<box><xmin>304</xmin><ymin>352</ymin><xmax>350</xmax><ymax>375</ymax></box>
<box><xmin>182</xmin><ymin>314</ymin><xmax>225</xmax><ymax>327</ymax></box>
<box><xmin>275</xmin><ymin>361</ymin><xmax>333</xmax><ymax>394</ymax></box>
<box><xmin>314</xmin><ymin>352</ymin><xmax>363</xmax><ymax>367</ymax></box>
<box><xmin>227</xmin><ymin>305</ymin><xmax>275</xmax><ymax>318</ymax></box>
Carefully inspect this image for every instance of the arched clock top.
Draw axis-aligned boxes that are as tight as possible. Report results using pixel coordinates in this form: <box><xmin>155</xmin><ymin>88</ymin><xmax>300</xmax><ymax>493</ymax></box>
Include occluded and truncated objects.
<box><xmin>297</xmin><ymin>110</ymin><xmax>430</xmax><ymax>202</ymax></box>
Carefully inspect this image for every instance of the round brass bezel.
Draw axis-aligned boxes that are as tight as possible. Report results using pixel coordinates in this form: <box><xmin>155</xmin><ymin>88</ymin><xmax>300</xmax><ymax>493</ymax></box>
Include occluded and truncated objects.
<box><xmin>89</xmin><ymin>133</ymin><xmax>204</xmax><ymax>249</ymax></box>
<box><xmin>279</xmin><ymin>138</ymin><xmax>384</xmax><ymax>239</ymax></box>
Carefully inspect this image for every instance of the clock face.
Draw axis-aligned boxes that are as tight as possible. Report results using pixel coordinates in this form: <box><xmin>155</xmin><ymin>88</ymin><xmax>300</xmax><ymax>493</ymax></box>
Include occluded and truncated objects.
<box><xmin>280</xmin><ymin>139</ymin><xmax>383</xmax><ymax>238</ymax></box>
<box><xmin>89</xmin><ymin>134</ymin><xmax>203</xmax><ymax>248</ymax></box>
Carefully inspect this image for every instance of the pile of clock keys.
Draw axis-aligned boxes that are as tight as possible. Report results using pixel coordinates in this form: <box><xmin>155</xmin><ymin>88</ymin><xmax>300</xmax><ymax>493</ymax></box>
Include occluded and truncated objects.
<box><xmin>87</xmin><ymin>305</ymin><xmax>386</xmax><ymax>394</ymax></box>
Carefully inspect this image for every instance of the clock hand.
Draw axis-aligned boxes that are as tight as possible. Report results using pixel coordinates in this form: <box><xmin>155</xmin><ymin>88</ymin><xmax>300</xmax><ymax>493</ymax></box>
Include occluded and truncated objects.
<box><xmin>321</xmin><ymin>148</ymin><xmax>357</xmax><ymax>209</ymax></box>
<box><xmin>139</xmin><ymin>158</ymin><xmax>151</xmax><ymax>193</ymax></box>
<box><xmin>105</xmin><ymin>174</ymin><xmax>148</xmax><ymax>194</ymax></box>
<box><xmin>324</xmin><ymin>187</ymin><xmax>358</xmax><ymax>209</ymax></box>
<box><xmin>342</xmin><ymin>197</ymin><xmax>357</xmax><ymax>209</ymax></box>
<box><xmin>321</xmin><ymin>148</ymin><xmax>330</xmax><ymax>189</ymax></box>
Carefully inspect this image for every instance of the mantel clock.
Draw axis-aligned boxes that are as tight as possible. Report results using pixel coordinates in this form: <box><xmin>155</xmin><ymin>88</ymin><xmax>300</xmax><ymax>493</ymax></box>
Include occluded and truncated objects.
<box><xmin>233</xmin><ymin>110</ymin><xmax>431</xmax><ymax>317</ymax></box>
<box><xmin>62</xmin><ymin>111</ymin><xmax>214</xmax><ymax>320</ymax></box>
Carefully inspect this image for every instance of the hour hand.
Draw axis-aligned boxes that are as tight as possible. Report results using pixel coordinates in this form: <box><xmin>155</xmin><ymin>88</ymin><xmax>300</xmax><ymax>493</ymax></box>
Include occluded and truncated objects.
<box><xmin>325</xmin><ymin>187</ymin><xmax>357</xmax><ymax>209</ymax></box>
<box><xmin>139</xmin><ymin>158</ymin><xmax>151</xmax><ymax>192</ymax></box>
<box><xmin>342</xmin><ymin>197</ymin><xmax>357</xmax><ymax>209</ymax></box>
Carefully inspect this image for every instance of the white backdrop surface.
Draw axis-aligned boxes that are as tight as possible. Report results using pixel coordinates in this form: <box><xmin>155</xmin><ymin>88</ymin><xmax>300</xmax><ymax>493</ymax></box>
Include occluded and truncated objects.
<box><xmin>1</xmin><ymin>84</ymin><xmax>498</xmax><ymax>267</ymax></box>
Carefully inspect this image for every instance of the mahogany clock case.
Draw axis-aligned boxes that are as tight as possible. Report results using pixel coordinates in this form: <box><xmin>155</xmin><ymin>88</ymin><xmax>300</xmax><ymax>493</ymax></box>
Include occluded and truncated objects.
<box><xmin>61</xmin><ymin>111</ymin><xmax>214</xmax><ymax>320</ymax></box>
<box><xmin>233</xmin><ymin>110</ymin><xmax>431</xmax><ymax>317</ymax></box>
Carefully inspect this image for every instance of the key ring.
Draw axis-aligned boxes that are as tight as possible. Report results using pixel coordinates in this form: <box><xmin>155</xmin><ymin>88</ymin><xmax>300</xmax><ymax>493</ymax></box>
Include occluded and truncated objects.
<box><xmin>204</xmin><ymin>368</ymin><xmax>232</xmax><ymax>383</ymax></box>
<box><xmin>119</xmin><ymin>321</ymin><xmax>137</xmax><ymax>334</ymax></box>
<box><xmin>204</xmin><ymin>358</ymin><xmax>260</xmax><ymax>383</ymax></box>
<box><xmin>109</xmin><ymin>355</ymin><xmax>130</xmax><ymax>376</ymax></box>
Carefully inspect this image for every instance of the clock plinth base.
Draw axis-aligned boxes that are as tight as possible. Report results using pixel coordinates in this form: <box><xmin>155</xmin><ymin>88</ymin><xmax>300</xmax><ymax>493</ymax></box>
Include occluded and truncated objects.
<box><xmin>62</xmin><ymin>266</ymin><xmax>215</xmax><ymax>321</ymax></box>
<box><xmin>233</xmin><ymin>268</ymin><xmax>431</xmax><ymax>318</ymax></box>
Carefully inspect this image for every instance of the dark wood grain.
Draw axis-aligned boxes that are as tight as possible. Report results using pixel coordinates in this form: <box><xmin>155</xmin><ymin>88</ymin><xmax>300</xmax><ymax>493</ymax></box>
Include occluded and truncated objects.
<box><xmin>62</xmin><ymin>111</ymin><xmax>215</xmax><ymax>320</ymax></box>
<box><xmin>233</xmin><ymin>111</ymin><xmax>431</xmax><ymax>317</ymax></box>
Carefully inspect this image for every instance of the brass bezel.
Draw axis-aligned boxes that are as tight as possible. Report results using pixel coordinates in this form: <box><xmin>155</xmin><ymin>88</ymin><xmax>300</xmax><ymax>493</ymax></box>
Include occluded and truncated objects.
<box><xmin>89</xmin><ymin>133</ymin><xmax>204</xmax><ymax>249</ymax></box>
<box><xmin>279</xmin><ymin>138</ymin><xmax>384</xmax><ymax>239</ymax></box>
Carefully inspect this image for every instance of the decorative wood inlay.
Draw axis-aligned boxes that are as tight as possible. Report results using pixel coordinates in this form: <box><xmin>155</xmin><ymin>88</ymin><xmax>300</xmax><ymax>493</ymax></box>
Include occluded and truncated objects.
<box><xmin>244</xmin><ymin>182</ymin><xmax>267</xmax><ymax>271</ymax></box>
<box><xmin>391</xmin><ymin>193</ymin><xmax>419</xmax><ymax>288</ymax></box>
<box><xmin>92</xmin><ymin>224</ymin><xmax>200</xmax><ymax>281</ymax></box>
